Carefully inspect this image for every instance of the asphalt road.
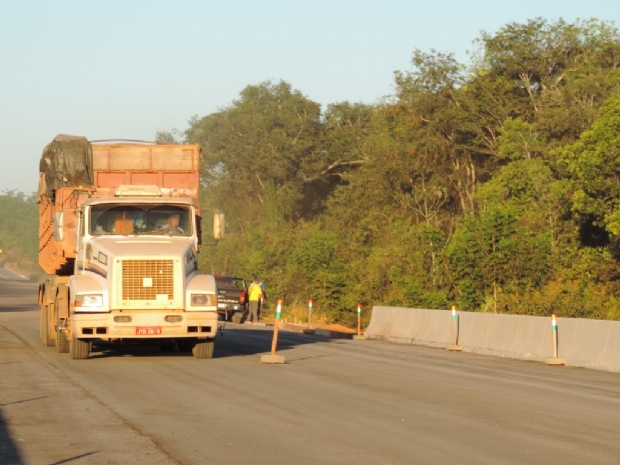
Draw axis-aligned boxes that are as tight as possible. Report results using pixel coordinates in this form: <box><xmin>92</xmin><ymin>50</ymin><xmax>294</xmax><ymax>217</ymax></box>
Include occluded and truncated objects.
<box><xmin>1</xmin><ymin>268</ymin><xmax>620</xmax><ymax>465</ymax></box>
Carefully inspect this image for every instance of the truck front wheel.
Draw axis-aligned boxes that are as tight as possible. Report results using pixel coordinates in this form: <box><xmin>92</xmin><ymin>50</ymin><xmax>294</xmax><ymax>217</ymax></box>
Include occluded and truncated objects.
<box><xmin>192</xmin><ymin>338</ymin><xmax>214</xmax><ymax>359</ymax></box>
<box><xmin>70</xmin><ymin>335</ymin><xmax>91</xmax><ymax>360</ymax></box>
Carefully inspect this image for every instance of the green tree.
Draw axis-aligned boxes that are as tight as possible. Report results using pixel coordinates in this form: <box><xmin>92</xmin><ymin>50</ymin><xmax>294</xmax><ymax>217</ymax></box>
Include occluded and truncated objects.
<box><xmin>0</xmin><ymin>191</ymin><xmax>39</xmax><ymax>277</ymax></box>
<box><xmin>301</xmin><ymin>101</ymin><xmax>373</xmax><ymax>216</ymax></box>
<box><xmin>472</xmin><ymin>18</ymin><xmax>620</xmax><ymax>151</ymax></box>
<box><xmin>447</xmin><ymin>206</ymin><xmax>551</xmax><ymax>312</ymax></box>
<box><xmin>394</xmin><ymin>49</ymin><xmax>478</xmax><ymax>216</ymax></box>
<box><xmin>497</xmin><ymin>118</ymin><xmax>546</xmax><ymax>160</ymax></box>
<box><xmin>186</xmin><ymin>80</ymin><xmax>324</xmax><ymax>228</ymax></box>
<box><xmin>556</xmin><ymin>94</ymin><xmax>620</xmax><ymax>238</ymax></box>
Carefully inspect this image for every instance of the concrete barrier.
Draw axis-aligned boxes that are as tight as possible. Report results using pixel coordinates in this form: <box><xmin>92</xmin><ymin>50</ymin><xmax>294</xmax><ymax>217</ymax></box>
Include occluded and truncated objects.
<box><xmin>365</xmin><ymin>306</ymin><xmax>620</xmax><ymax>373</ymax></box>
<box><xmin>557</xmin><ymin>317</ymin><xmax>620</xmax><ymax>372</ymax></box>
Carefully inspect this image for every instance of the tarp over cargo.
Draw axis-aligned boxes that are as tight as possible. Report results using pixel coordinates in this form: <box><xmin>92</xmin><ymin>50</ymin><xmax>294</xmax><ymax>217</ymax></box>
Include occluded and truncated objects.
<box><xmin>38</xmin><ymin>134</ymin><xmax>93</xmax><ymax>192</ymax></box>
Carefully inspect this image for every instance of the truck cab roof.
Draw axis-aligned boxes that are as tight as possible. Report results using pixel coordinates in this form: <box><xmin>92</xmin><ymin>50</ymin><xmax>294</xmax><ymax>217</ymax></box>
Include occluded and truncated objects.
<box><xmin>82</xmin><ymin>197</ymin><xmax>197</xmax><ymax>207</ymax></box>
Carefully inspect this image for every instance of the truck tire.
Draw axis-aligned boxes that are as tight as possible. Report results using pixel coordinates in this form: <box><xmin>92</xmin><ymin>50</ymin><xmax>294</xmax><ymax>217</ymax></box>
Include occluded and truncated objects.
<box><xmin>70</xmin><ymin>335</ymin><xmax>91</xmax><ymax>360</ymax></box>
<box><xmin>47</xmin><ymin>303</ymin><xmax>57</xmax><ymax>347</ymax></box>
<box><xmin>40</xmin><ymin>304</ymin><xmax>49</xmax><ymax>346</ymax></box>
<box><xmin>55</xmin><ymin>293</ymin><xmax>70</xmax><ymax>353</ymax></box>
<box><xmin>56</xmin><ymin>318</ymin><xmax>70</xmax><ymax>354</ymax></box>
<box><xmin>192</xmin><ymin>338</ymin><xmax>214</xmax><ymax>359</ymax></box>
<box><xmin>40</xmin><ymin>304</ymin><xmax>56</xmax><ymax>347</ymax></box>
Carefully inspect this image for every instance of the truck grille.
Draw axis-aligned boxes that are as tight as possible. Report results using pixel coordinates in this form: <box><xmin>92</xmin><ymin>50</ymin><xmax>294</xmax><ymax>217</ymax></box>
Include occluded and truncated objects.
<box><xmin>120</xmin><ymin>259</ymin><xmax>175</xmax><ymax>300</ymax></box>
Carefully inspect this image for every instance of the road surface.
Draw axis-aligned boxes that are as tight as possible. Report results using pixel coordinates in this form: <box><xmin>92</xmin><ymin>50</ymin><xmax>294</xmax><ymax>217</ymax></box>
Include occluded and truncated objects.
<box><xmin>1</xmin><ymin>267</ymin><xmax>619</xmax><ymax>464</ymax></box>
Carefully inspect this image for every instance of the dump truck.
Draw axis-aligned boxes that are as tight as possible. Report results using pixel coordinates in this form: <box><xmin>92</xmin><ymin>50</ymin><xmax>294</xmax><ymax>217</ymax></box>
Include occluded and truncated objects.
<box><xmin>37</xmin><ymin>135</ymin><xmax>220</xmax><ymax>359</ymax></box>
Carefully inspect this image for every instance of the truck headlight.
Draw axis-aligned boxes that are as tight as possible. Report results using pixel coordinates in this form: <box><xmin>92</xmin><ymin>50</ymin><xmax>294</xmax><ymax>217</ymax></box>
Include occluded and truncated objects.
<box><xmin>191</xmin><ymin>294</ymin><xmax>216</xmax><ymax>307</ymax></box>
<box><xmin>75</xmin><ymin>294</ymin><xmax>103</xmax><ymax>308</ymax></box>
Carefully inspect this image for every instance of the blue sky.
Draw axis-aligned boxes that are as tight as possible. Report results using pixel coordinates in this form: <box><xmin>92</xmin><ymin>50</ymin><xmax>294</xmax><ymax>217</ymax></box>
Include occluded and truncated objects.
<box><xmin>1</xmin><ymin>0</ymin><xmax>618</xmax><ymax>194</ymax></box>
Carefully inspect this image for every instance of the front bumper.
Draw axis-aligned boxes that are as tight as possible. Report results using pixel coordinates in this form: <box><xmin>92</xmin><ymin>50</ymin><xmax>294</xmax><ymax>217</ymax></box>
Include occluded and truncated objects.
<box><xmin>69</xmin><ymin>310</ymin><xmax>218</xmax><ymax>339</ymax></box>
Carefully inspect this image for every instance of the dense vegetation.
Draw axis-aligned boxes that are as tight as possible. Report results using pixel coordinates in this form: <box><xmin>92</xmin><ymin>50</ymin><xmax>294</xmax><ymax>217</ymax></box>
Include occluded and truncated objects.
<box><xmin>7</xmin><ymin>18</ymin><xmax>620</xmax><ymax>326</ymax></box>
<box><xmin>0</xmin><ymin>191</ymin><xmax>39</xmax><ymax>278</ymax></box>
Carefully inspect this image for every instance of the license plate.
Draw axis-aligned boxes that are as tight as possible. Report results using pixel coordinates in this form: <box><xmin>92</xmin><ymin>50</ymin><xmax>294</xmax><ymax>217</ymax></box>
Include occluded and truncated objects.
<box><xmin>136</xmin><ymin>326</ymin><xmax>162</xmax><ymax>335</ymax></box>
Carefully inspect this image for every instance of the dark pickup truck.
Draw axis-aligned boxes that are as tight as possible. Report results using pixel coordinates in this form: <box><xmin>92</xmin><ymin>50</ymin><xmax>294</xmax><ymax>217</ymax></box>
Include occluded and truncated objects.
<box><xmin>214</xmin><ymin>276</ymin><xmax>248</xmax><ymax>323</ymax></box>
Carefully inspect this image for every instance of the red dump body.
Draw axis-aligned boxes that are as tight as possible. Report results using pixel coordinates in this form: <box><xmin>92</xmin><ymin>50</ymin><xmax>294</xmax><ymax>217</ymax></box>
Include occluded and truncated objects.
<box><xmin>38</xmin><ymin>140</ymin><xmax>201</xmax><ymax>276</ymax></box>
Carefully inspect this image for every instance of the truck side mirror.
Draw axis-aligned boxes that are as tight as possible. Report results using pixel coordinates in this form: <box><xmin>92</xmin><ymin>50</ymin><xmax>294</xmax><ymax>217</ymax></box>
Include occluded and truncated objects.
<box><xmin>54</xmin><ymin>211</ymin><xmax>65</xmax><ymax>242</ymax></box>
<box><xmin>214</xmin><ymin>213</ymin><xmax>225</xmax><ymax>240</ymax></box>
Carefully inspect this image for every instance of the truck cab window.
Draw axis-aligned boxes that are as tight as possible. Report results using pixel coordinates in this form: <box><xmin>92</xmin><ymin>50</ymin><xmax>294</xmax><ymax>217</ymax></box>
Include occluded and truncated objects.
<box><xmin>90</xmin><ymin>205</ymin><xmax>191</xmax><ymax>236</ymax></box>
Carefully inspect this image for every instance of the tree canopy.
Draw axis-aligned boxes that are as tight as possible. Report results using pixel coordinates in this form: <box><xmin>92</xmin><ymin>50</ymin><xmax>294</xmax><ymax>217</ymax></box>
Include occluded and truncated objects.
<box><xmin>180</xmin><ymin>17</ymin><xmax>620</xmax><ymax>324</ymax></box>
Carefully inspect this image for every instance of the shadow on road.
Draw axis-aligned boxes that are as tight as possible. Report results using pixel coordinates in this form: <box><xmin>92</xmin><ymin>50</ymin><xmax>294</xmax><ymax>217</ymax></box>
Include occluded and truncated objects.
<box><xmin>0</xmin><ymin>280</ymin><xmax>38</xmax><ymax>313</ymax></box>
<box><xmin>0</xmin><ymin>410</ymin><xmax>24</xmax><ymax>465</ymax></box>
<box><xmin>85</xmin><ymin>326</ymin><xmax>326</xmax><ymax>359</ymax></box>
<box><xmin>0</xmin><ymin>396</ymin><xmax>50</xmax><ymax>407</ymax></box>
<box><xmin>48</xmin><ymin>451</ymin><xmax>99</xmax><ymax>465</ymax></box>
<box><xmin>0</xmin><ymin>303</ymin><xmax>38</xmax><ymax>313</ymax></box>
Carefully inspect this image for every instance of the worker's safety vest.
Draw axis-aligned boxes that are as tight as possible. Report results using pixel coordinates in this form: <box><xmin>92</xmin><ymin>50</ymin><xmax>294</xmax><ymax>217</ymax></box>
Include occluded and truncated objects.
<box><xmin>248</xmin><ymin>283</ymin><xmax>263</xmax><ymax>301</ymax></box>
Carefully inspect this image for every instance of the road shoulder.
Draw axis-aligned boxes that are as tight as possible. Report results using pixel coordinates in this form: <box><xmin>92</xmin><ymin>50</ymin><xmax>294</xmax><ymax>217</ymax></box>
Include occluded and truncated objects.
<box><xmin>0</xmin><ymin>323</ymin><xmax>178</xmax><ymax>465</ymax></box>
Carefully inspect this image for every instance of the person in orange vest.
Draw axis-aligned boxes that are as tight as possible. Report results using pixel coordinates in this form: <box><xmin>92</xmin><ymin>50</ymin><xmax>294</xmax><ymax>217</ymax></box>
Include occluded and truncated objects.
<box><xmin>246</xmin><ymin>276</ymin><xmax>264</xmax><ymax>324</ymax></box>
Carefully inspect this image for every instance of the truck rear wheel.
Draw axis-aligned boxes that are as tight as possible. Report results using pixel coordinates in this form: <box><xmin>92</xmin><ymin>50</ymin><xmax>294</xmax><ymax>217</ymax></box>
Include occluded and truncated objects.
<box><xmin>192</xmin><ymin>338</ymin><xmax>214</xmax><ymax>359</ymax></box>
<box><xmin>70</xmin><ymin>335</ymin><xmax>91</xmax><ymax>360</ymax></box>
<box><xmin>40</xmin><ymin>304</ymin><xmax>56</xmax><ymax>347</ymax></box>
<box><xmin>47</xmin><ymin>303</ymin><xmax>57</xmax><ymax>347</ymax></box>
<box><xmin>56</xmin><ymin>317</ymin><xmax>70</xmax><ymax>354</ymax></box>
<box><xmin>40</xmin><ymin>304</ymin><xmax>49</xmax><ymax>346</ymax></box>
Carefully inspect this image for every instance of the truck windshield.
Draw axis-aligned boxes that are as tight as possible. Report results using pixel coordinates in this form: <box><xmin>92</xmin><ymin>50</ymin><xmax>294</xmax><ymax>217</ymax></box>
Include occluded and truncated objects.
<box><xmin>89</xmin><ymin>205</ymin><xmax>192</xmax><ymax>236</ymax></box>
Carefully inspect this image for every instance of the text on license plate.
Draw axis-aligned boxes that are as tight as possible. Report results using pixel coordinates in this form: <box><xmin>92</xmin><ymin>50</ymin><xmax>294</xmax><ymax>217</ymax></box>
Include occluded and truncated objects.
<box><xmin>136</xmin><ymin>326</ymin><xmax>162</xmax><ymax>335</ymax></box>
